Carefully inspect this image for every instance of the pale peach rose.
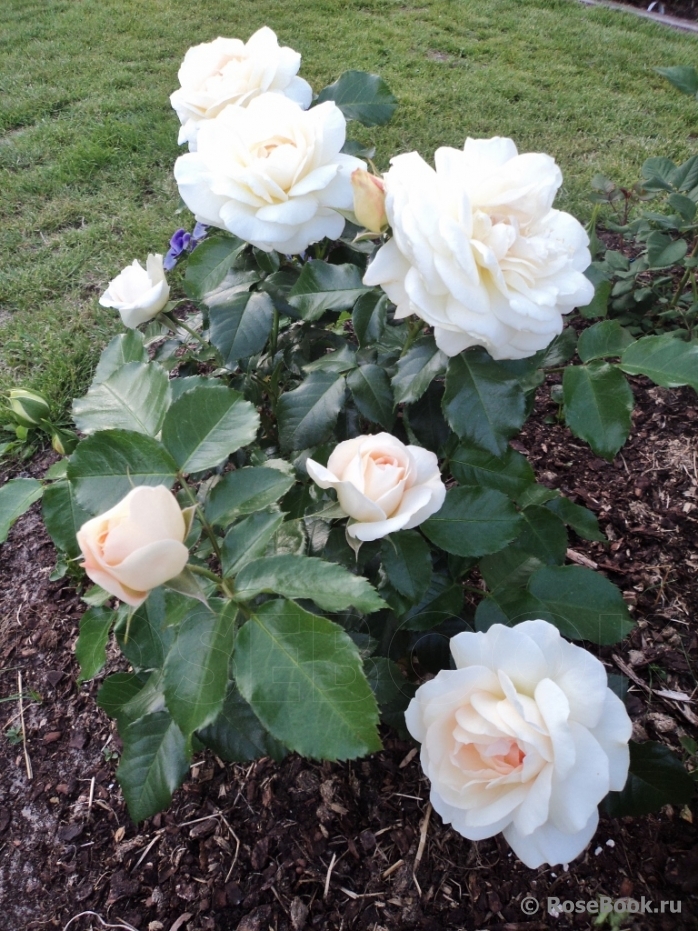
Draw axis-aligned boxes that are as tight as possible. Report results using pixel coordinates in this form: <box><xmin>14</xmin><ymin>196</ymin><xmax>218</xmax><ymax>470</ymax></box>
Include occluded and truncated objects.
<box><xmin>351</xmin><ymin>169</ymin><xmax>387</xmax><ymax>234</ymax></box>
<box><xmin>405</xmin><ymin>621</ymin><xmax>632</xmax><ymax>868</ymax></box>
<box><xmin>77</xmin><ymin>486</ymin><xmax>190</xmax><ymax>607</ymax></box>
<box><xmin>306</xmin><ymin>433</ymin><xmax>446</xmax><ymax>542</ymax></box>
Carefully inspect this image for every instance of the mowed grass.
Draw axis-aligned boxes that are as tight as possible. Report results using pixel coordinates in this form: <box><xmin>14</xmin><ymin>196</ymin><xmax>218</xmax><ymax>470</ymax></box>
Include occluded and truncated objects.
<box><xmin>1</xmin><ymin>0</ymin><xmax>698</xmax><ymax>413</ymax></box>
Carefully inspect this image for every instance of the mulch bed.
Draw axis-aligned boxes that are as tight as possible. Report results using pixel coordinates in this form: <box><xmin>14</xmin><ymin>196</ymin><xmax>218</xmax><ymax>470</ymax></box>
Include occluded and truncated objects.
<box><xmin>1</xmin><ymin>375</ymin><xmax>697</xmax><ymax>931</ymax></box>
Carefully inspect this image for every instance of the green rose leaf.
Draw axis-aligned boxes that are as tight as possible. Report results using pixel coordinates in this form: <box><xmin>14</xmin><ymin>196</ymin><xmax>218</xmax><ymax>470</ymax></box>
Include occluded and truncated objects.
<box><xmin>512</xmin><ymin>505</ymin><xmax>568</xmax><ymax>566</ymax></box>
<box><xmin>73</xmin><ymin>362</ymin><xmax>172</xmax><ymax>437</ymax></box>
<box><xmin>656</xmin><ymin>65</ymin><xmax>698</xmax><ymax>96</ymax></box>
<box><xmin>392</xmin><ymin>339</ymin><xmax>448</xmax><ymax>406</ymax></box>
<box><xmin>347</xmin><ymin>364</ymin><xmax>395</xmax><ymax>430</ymax></box>
<box><xmin>479</xmin><ymin>548</ymin><xmax>546</xmax><ymax>593</ymax></box>
<box><xmin>0</xmin><ymin>478</ymin><xmax>43</xmax><ymax>544</ymax></box>
<box><xmin>92</xmin><ymin>331</ymin><xmax>148</xmax><ymax>385</ymax></box>
<box><xmin>645</xmin><ymin>231</ymin><xmax>688</xmax><ymax>269</ymax></box>
<box><xmin>620</xmin><ymin>333</ymin><xmax>698</xmax><ymax>392</ymax></box>
<box><xmin>115</xmin><ymin>589</ymin><xmax>190</xmax><ymax>671</ymax></box>
<box><xmin>206</xmin><ymin>467</ymin><xmax>295</xmax><ymax>528</ymax></box>
<box><xmin>209</xmin><ymin>291</ymin><xmax>275</xmax><ymax>369</ymax></box>
<box><xmin>353</xmin><ymin>291</ymin><xmax>388</xmax><ymax>346</ymax></box>
<box><xmin>579</xmin><ymin>278</ymin><xmax>611</xmax><ymax>320</ymax></box>
<box><xmin>443</xmin><ymin>350</ymin><xmax>527</xmax><ymax>456</ymax></box>
<box><xmin>449</xmin><ymin>444</ymin><xmax>535</xmax><ymax>498</ymax></box>
<box><xmin>401</xmin><ymin>574</ymin><xmax>464</xmax><ymax>631</ymax></box>
<box><xmin>163</xmin><ymin>601</ymin><xmax>236</xmax><ymax>737</ymax></box>
<box><xmin>198</xmin><ymin>683</ymin><xmax>287</xmax><ymax>762</ymax></box>
<box><xmin>234</xmin><ymin>554</ymin><xmax>385</xmax><ymax>613</ymax></box>
<box><xmin>563</xmin><ymin>362</ymin><xmax>634</xmax><ymax>461</ymax></box>
<box><xmin>380</xmin><ymin>531</ymin><xmax>432</xmax><ymax>604</ymax></box>
<box><xmin>527</xmin><ymin>565</ymin><xmax>635</xmax><ymax>644</ymax></box>
<box><xmin>315</xmin><ymin>70</ymin><xmax>397</xmax><ymax>126</ymax></box>
<box><xmin>75</xmin><ymin>606</ymin><xmax>115</xmax><ymax>683</ymax></box>
<box><xmin>603</xmin><ymin>740</ymin><xmax>696</xmax><ymax>817</ymax></box>
<box><xmin>277</xmin><ymin>372</ymin><xmax>347</xmax><ymax>451</ymax></box>
<box><xmin>221</xmin><ymin>510</ymin><xmax>285</xmax><ymax>577</ymax></box>
<box><xmin>161</xmin><ymin>384</ymin><xmax>259</xmax><ymax>474</ymax></box>
<box><xmin>67</xmin><ymin>430</ymin><xmax>178</xmax><ymax>514</ymax></box>
<box><xmin>97</xmin><ymin>672</ymin><xmax>143</xmax><ymax>726</ymax></box>
<box><xmin>183</xmin><ymin>235</ymin><xmax>246</xmax><ymax>300</ymax></box>
<box><xmin>545</xmin><ymin>496</ymin><xmax>606</xmax><ymax>542</ymax></box>
<box><xmin>577</xmin><ymin>320</ymin><xmax>636</xmax><ymax>363</ymax></box>
<box><xmin>422</xmin><ymin>486</ymin><xmax>522</xmax><ymax>557</ymax></box>
<box><xmin>234</xmin><ymin>599</ymin><xmax>381</xmax><ymax>758</ymax></box>
<box><xmin>116</xmin><ymin>710</ymin><xmax>190</xmax><ymax>822</ymax></box>
<box><xmin>42</xmin><ymin>480</ymin><xmax>90</xmax><ymax>559</ymax></box>
<box><xmin>288</xmin><ymin>261</ymin><xmax>370</xmax><ymax>320</ymax></box>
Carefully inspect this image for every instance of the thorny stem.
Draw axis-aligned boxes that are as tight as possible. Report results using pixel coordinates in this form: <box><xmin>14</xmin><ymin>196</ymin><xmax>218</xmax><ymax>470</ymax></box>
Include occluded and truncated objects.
<box><xmin>270</xmin><ymin>306</ymin><xmax>280</xmax><ymax>357</ymax></box>
<box><xmin>157</xmin><ymin>312</ymin><xmax>208</xmax><ymax>349</ymax></box>
<box><xmin>399</xmin><ymin>318</ymin><xmax>424</xmax><ymax>358</ymax></box>
<box><xmin>668</xmin><ymin>236</ymin><xmax>698</xmax><ymax>311</ymax></box>
<box><xmin>178</xmin><ymin>476</ymin><xmax>223</xmax><ymax>565</ymax></box>
<box><xmin>188</xmin><ymin>563</ymin><xmax>235</xmax><ymax>598</ymax></box>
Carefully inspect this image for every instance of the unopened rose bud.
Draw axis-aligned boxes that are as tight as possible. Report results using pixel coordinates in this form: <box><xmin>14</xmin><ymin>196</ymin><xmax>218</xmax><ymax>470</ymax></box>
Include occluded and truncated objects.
<box><xmin>351</xmin><ymin>169</ymin><xmax>388</xmax><ymax>234</ymax></box>
<box><xmin>76</xmin><ymin>486</ymin><xmax>190</xmax><ymax>607</ymax></box>
<box><xmin>8</xmin><ymin>388</ymin><xmax>50</xmax><ymax>426</ymax></box>
<box><xmin>51</xmin><ymin>429</ymin><xmax>78</xmax><ymax>456</ymax></box>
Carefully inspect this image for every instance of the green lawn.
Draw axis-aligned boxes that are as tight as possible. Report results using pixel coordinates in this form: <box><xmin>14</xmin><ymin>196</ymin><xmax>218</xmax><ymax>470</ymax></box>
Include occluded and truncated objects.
<box><xmin>1</xmin><ymin>0</ymin><xmax>697</xmax><ymax>413</ymax></box>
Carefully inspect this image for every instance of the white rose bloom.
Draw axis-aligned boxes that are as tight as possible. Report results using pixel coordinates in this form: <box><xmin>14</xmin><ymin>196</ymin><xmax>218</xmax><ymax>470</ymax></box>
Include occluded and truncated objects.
<box><xmin>99</xmin><ymin>255</ymin><xmax>170</xmax><ymax>329</ymax></box>
<box><xmin>405</xmin><ymin>621</ymin><xmax>632</xmax><ymax>868</ymax></box>
<box><xmin>364</xmin><ymin>138</ymin><xmax>595</xmax><ymax>360</ymax></box>
<box><xmin>174</xmin><ymin>94</ymin><xmax>365</xmax><ymax>255</ymax></box>
<box><xmin>306</xmin><ymin>433</ymin><xmax>446</xmax><ymax>542</ymax></box>
<box><xmin>171</xmin><ymin>27</ymin><xmax>313</xmax><ymax>150</ymax></box>
<box><xmin>77</xmin><ymin>486</ymin><xmax>190</xmax><ymax>608</ymax></box>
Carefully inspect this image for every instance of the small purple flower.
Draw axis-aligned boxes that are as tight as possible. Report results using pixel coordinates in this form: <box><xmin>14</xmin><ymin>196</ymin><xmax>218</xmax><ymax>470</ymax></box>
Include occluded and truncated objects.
<box><xmin>192</xmin><ymin>222</ymin><xmax>208</xmax><ymax>242</ymax></box>
<box><xmin>164</xmin><ymin>228</ymin><xmax>192</xmax><ymax>271</ymax></box>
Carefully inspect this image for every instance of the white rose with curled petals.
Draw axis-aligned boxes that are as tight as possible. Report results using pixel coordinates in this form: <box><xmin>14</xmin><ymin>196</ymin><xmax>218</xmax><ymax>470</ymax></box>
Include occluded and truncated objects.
<box><xmin>77</xmin><ymin>486</ymin><xmax>190</xmax><ymax>608</ymax></box>
<box><xmin>306</xmin><ymin>433</ymin><xmax>446</xmax><ymax>542</ymax></box>
<box><xmin>99</xmin><ymin>255</ymin><xmax>170</xmax><ymax>329</ymax></box>
<box><xmin>363</xmin><ymin>137</ymin><xmax>595</xmax><ymax>360</ymax></box>
<box><xmin>405</xmin><ymin>621</ymin><xmax>632</xmax><ymax>868</ymax></box>
<box><xmin>170</xmin><ymin>27</ymin><xmax>313</xmax><ymax>150</ymax></box>
<box><xmin>174</xmin><ymin>94</ymin><xmax>365</xmax><ymax>255</ymax></box>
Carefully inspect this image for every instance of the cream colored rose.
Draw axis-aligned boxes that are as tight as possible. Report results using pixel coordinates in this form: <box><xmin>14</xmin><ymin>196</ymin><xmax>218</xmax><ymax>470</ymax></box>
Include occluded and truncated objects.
<box><xmin>405</xmin><ymin>621</ymin><xmax>632</xmax><ymax>868</ymax></box>
<box><xmin>99</xmin><ymin>255</ymin><xmax>170</xmax><ymax>329</ymax></box>
<box><xmin>170</xmin><ymin>27</ymin><xmax>313</xmax><ymax>150</ymax></box>
<box><xmin>364</xmin><ymin>137</ymin><xmax>595</xmax><ymax>360</ymax></box>
<box><xmin>174</xmin><ymin>93</ymin><xmax>365</xmax><ymax>255</ymax></box>
<box><xmin>306</xmin><ymin>433</ymin><xmax>446</xmax><ymax>542</ymax></box>
<box><xmin>77</xmin><ymin>486</ymin><xmax>190</xmax><ymax>608</ymax></box>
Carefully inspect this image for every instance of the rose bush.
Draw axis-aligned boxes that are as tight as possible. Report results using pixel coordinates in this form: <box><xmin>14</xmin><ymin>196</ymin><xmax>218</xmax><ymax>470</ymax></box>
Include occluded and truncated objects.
<box><xmin>405</xmin><ymin>621</ymin><xmax>632</xmax><ymax>867</ymax></box>
<box><xmin>170</xmin><ymin>27</ymin><xmax>312</xmax><ymax>150</ymax></box>
<box><xmin>77</xmin><ymin>486</ymin><xmax>190</xmax><ymax>607</ymax></box>
<box><xmin>364</xmin><ymin>137</ymin><xmax>595</xmax><ymax>360</ymax></box>
<box><xmin>306</xmin><ymin>433</ymin><xmax>446</xmax><ymax>542</ymax></box>
<box><xmin>5</xmin><ymin>32</ymin><xmax>693</xmax><ymax>826</ymax></box>
<box><xmin>174</xmin><ymin>94</ymin><xmax>365</xmax><ymax>254</ymax></box>
<box><xmin>98</xmin><ymin>254</ymin><xmax>170</xmax><ymax>329</ymax></box>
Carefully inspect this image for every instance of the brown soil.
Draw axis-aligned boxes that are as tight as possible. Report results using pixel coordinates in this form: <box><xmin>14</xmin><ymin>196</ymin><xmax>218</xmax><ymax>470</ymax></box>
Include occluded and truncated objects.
<box><xmin>1</xmin><ymin>378</ymin><xmax>697</xmax><ymax>931</ymax></box>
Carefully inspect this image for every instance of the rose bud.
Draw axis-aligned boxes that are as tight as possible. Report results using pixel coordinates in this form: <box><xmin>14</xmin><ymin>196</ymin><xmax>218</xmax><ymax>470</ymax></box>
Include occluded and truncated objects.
<box><xmin>8</xmin><ymin>388</ymin><xmax>51</xmax><ymax>426</ymax></box>
<box><xmin>351</xmin><ymin>169</ymin><xmax>388</xmax><ymax>234</ymax></box>
<box><xmin>76</xmin><ymin>485</ymin><xmax>190</xmax><ymax>607</ymax></box>
<box><xmin>99</xmin><ymin>254</ymin><xmax>170</xmax><ymax>329</ymax></box>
